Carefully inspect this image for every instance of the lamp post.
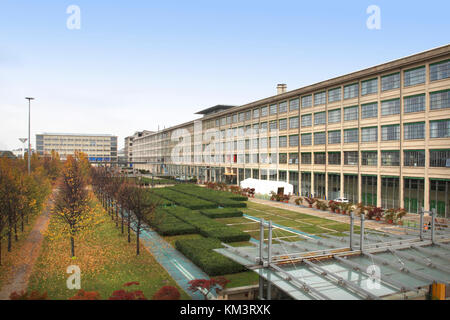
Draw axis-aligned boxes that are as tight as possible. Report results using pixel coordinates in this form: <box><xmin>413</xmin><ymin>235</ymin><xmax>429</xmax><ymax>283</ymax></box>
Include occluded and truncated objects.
<box><xmin>25</xmin><ymin>97</ymin><xmax>34</xmax><ymax>175</ymax></box>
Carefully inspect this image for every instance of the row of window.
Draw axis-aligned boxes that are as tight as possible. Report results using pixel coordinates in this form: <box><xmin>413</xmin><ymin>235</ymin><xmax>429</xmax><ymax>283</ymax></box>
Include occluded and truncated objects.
<box><xmin>214</xmin><ymin>89</ymin><xmax>450</xmax><ymax>128</ymax></box>
<box><xmin>240</xmin><ymin>149</ymin><xmax>450</xmax><ymax>168</ymax></box>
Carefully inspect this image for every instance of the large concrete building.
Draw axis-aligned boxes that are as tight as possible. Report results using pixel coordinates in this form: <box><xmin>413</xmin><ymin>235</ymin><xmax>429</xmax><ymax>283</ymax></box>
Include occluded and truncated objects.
<box><xmin>36</xmin><ymin>133</ymin><xmax>118</xmax><ymax>164</ymax></box>
<box><xmin>127</xmin><ymin>45</ymin><xmax>450</xmax><ymax>217</ymax></box>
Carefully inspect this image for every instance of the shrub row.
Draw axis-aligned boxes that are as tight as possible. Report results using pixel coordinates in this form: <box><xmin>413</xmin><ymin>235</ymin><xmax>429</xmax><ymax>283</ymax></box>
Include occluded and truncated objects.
<box><xmin>199</xmin><ymin>208</ymin><xmax>243</xmax><ymax>219</ymax></box>
<box><xmin>152</xmin><ymin>188</ymin><xmax>216</xmax><ymax>210</ymax></box>
<box><xmin>175</xmin><ymin>238</ymin><xmax>246</xmax><ymax>276</ymax></box>
<box><xmin>163</xmin><ymin>206</ymin><xmax>250</xmax><ymax>243</ymax></box>
<box><xmin>145</xmin><ymin>191</ymin><xmax>173</xmax><ymax>207</ymax></box>
<box><xmin>146</xmin><ymin>209</ymin><xmax>197</xmax><ymax>236</ymax></box>
<box><xmin>171</xmin><ymin>185</ymin><xmax>247</xmax><ymax>207</ymax></box>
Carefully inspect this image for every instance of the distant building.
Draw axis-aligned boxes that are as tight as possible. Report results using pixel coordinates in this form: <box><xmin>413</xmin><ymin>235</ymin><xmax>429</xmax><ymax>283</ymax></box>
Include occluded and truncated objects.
<box><xmin>124</xmin><ymin>130</ymin><xmax>154</xmax><ymax>167</ymax></box>
<box><xmin>36</xmin><ymin>133</ymin><xmax>118</xmax><ymax>164</ymax></box>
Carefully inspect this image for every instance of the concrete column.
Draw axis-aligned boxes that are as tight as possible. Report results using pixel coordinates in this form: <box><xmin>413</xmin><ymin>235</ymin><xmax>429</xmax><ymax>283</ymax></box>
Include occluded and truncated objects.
<box><xmin>424</xmin><ymin>178</ymin><xmax>430</xmax><ymax>211</ymax></box>
<box><xmin>340</xmin><ymin>173</ymin><xmax>344</xmax><ymax>198</ymax></box>
<box><xmin>358</xmin><ymin>173</ymin><xmax>362</xmax><ymax>204</ymax></box>
<box><xmin>311</xmin><ymin>172</ymin><xmax>315</xmax><ymax>197</ymax></box>
<box><xmin>377</xmin><ymin>174</ymin><xmax>382</xmax><ymax>208</ymax></box>
<box><xmin>400</xmin><ymin>175</ymin><xmax>404</xmax><ymax>209</ymax></box>
<box><xmin>325</xmin><ymin>173</ymin><xmax>329</xmax><ymax>200</ymax></box>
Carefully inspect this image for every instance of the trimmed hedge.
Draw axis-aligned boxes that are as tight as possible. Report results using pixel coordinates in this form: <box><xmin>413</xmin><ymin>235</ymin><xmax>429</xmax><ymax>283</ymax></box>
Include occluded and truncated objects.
<box><xmin>163</xmin><ymin>206</ymin><xmax>250</xmax><ymax>243</ymax></box>
<box><xmin>175</xmin><ymin>238</ymin><xmax>246</xmax><ymax>276</ymax></box>
<box><xmin>145</xmin><ymin>209</ymin><xmax>196</xmax><ymax>236</ymax></box>
<box><xmin>152</xmin><ymin>188</ymin><xmax>216</xmax><ymax>210</ymax></box>
<box><xmin>145</xmin><ymin>191</ymin><xmax>173</xmax><ymax>207</ymax></box>
<box><xmin>171</xmin><ymin>185</ymin><xmax>247</xmax><ymax>208</ymax></box>
<box><xmin>199</xmin><ymin>208</ymin><xmax>243</xmax><ymax>219</ymax></box>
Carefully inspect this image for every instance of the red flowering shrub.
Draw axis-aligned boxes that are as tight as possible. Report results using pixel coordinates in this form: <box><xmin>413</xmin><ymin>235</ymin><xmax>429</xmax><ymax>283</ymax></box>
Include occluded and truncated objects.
<box><xmin>152</xmin><ymin>286</ymin><xmax>180</xmax><ymax>300</ymax></box>
<box><xmin>10</xmin><ymin>290</ymin><xmax>48</xmax><ymax>300</ymax></box>
<box><xmin>109</xmin><ymin>282</ymin><xmax>147</xmax><ymax>300</ymax></box>
<box><xmin>69</xmin><ymin>289</ymin><xmax>102</xmax><ymax>300</ymax></box>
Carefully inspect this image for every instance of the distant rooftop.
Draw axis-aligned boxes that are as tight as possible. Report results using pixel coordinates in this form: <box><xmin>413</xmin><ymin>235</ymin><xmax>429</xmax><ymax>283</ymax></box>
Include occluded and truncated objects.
<box><xmin>195</xmin><ymin>105</ymin><xmax>236</xmax><ymax>116</ymax></box>
<box><xmin>38</xmin><ymin>133</ymin><xmax>116</xmax><ymax>137</ymax></box>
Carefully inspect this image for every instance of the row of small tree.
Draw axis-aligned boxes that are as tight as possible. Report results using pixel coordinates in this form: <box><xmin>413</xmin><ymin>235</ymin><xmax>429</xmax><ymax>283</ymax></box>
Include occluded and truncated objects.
<box><xmin>91</xmin><ymin>168</ymin><xmax>159</xmax><ymax>256</ymax></box>
<box><xmin>0</xmin><ymin>153</ymin><xmax>61</xmax><ymax>265</ymax></box>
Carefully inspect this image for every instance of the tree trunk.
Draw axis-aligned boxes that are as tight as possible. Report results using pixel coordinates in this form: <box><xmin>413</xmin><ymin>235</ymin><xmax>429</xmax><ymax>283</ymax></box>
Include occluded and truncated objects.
<box><xmin>115</xmin><ymin>204</ymin><xmax>119</xmax><ymax>227</ymax></box>
<box><xmin>21</xmin><ymin>213</ymin><xmax>24</xmax><ymax>232</ymax></box>
<box><xmin>127</xmin><ymin>210</ymin><xmax>131</xmax><ymax>243</ymax></box>
<box><xmin>14</xmin><ymin>222</ymin><xmax>18</xmax><ymax>241</ymax></box>
<box><xmin>121</xmin><ymin>207</ymin><xmax>124</xmax><ymax>234</ymax></box>
<box><xmin>8</xmin><ymin>226</ymin><xmax>11</xmax><ymax>252</ymax></box>
<box><xmin>71</xmin><ymin>236</ymin><xmax>75</xmax><ymax>258</ymax></box>
<box><xmin>136</xmin><ymin>217</ymin><xmax>141</xmax><ymax>255</ymax></box>
<box><xmin>0</xmin><ymin>236</ymin><xmax>2</xmax><ymax>266</ymax></box>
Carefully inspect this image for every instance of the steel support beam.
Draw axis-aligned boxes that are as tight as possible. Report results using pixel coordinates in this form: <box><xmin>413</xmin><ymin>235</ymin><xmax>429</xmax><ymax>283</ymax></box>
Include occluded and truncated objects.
<box><xmin>411</xmin><ymin>245</ymin><xmax>450</xmax><ymax>263</ymax></box>
<box><xmin>302</xmin><ymin>259</ymin><xmax>380</xmax><ymax>300</ymax></box>
<box><xmin>388</xmin><ymin>248</ymin><xmax>450</xmax><ymax>274</ymax></box>
<box><xmin>333</xmin><ymin>256</ymin><xmax>416</xmax><ymax>293</ymax></box>
<box><xmin>363</xmin><ymin>252</ymin><xmax>445</xmax><ymax>285</ymax></box>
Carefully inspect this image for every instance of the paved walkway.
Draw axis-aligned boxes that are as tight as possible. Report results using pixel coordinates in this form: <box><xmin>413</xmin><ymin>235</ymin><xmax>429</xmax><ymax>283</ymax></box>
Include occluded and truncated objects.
<box><xmin>131</xmin><ymin>217</ymin><xmax>213</xmax><ymax>300</ymax></box>
<box><xmin>0</xmin><ymin>196</ymin><xmax>53</xmax><ymax>300</ymax></box>
<box><xmin>249</xmin><ymin>198</ymin><xmax>406</xmax><ymax>234</ymax></box>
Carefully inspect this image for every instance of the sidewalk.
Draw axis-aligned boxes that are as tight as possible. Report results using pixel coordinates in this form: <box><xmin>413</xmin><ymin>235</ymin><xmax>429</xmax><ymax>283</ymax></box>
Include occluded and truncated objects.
<box><xmin>0</xmin><ymin>196</ymin><xmax>53</xmax><ymax>300</ymax></box>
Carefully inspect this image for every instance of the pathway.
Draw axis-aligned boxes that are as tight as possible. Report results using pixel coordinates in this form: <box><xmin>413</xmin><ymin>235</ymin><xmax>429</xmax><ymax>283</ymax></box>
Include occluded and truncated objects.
<box><xmin>130</xmin><ymin>217</ymin><xmax>213</xmax><ymax>300</ymax></box>
<box><xmin>0</xmin><ymin>196</ymin><xmax>53</xmax><ymax>300</ymax></box>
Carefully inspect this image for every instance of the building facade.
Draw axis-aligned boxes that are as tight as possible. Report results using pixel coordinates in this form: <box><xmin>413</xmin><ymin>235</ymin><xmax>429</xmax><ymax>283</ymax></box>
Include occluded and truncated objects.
<box><xmin>129</xmin><ymin>45</ymin><xmax>450</xmax><ymax>217</ymax></box>
<box><xmin>36</xmin><ymin>133</ymin><xmax>118</xmax><ymax>164</ymax></box>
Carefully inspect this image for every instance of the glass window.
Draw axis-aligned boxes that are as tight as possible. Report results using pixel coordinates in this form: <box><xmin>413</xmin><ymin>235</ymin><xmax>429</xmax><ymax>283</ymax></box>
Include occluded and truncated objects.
<box><xmin>245</xmin><ymin>110</ymin><xmax>251</xmax><ymax>121</ymax></box>
<box><xmin>404</xmin><ymin>66</ymin><xmax>425</xmax><ymax>87</ymax></box>
<box><xmin>344</xmin><ymin>128</ymin><xmax>358</xmax><ymax>143</ymax></box>
<box><xmin>314</xmin><ymin>92</ymin><xmax>326</xmax><ymax>106</ymax></box>
<box><xmin>314</xmin><ymin>132</ymin><xmax>326</xmax><ymax>145</ymax></box>
<box><xmin>361</xmin><ymin>151</ymin><xmax>378</xmax><ymax>166</ymax></box>
<box><xmin>261</xmin><ymin>106</ymin><xmax>268</xmax><ymax>117</ymax></box>
<box><xmin>279</xmin><ymin>118</ymin><xmax>287</xmax><ymax>130</ymax></box>
<box><xmin>381</xmin><ymin>99</ymin><xmax>400</xmax><ymax>116</ymax></box>
<box><xmin>381</xmin><ymin>151</ymin><xmax>400</xmax><ymax>166</ymax></box>
<box><xmin>430</xmin><ymin>90</ymin><xmax>450</xmax><ymax>110</ymax></box>
<box><xmin>279</xmin><ymin>153</ymin><xmax>287</xmax><ymax>164</ymax></box>
<box><xmin>344</xmin><ymin>151</ymin><xmax>358</xmax><ymax>165</ymax></box>
<box><xmin>289</xmin><ymin>116</ymin><xmax>299</xmax><ymax>129</ymax></box>
<box><xmin>430</xmin><ymin>119</ymin><xmax>450</xmax><ymax>138</ymax></box>
<box><xmin>328</xmin><ymin>130</ymin><xmax>341</xmax><ymax>144</ymax></box>
<box><xmin>314</xmin><ymin>152</ymin><xmax>326</xmax><ymax>164</ymax></box>
<box><xmin>301</xmin><ymin>114</ymin><xmax>312</xmax><ymax>127</ymax></box>
<box><xmin>279</xmin><ymin>101</ymin><xmax>287</xmax><ymax>113</ymax></box>
<box><xmin>328</xmin><ymin>87</ymin><xmax>341</xmax><ymax>103</ymax></box>
<box><xmin>404</xmin><ymin>122</ymin><xmax>425</xmax><ymax>140</ymax></box>
<box><xmin>361</xmin><ymin>127</ymin><xmax>378</xmax><ymax>142</ymax></box>
<box><xmin>404</xmin><ymin>94</ymin><xmax>425</xmax><ymax>113</ymax></box>
<box><xmin>260</xmin><ymin>122</ymin><xmax>268</xmax><ymax>133</ymax></box>
<box><xmin>238</xmin><ymin>112</ymin><xmax>245</xmax><ymax>122</ymax></box>
<box><xmin>381</xmin><ymin>73</ymin><xmax>400</xmax><ymax>91</ymax></box>
<box><xmin>269</xmin><ymin>104</ymin><xmax>277</xmax><ymax>115</ymax></box>
<box><xmin>289</xmin><ymin>98</ymin><xmax>299</xmax><ymax>111</ymax></box>
<box><xmin>269</xmin><ymin>136</ymin><xmax>277</xmax><ymax>149</ymax></box>
<box><xmin>301</xmin><ymin>153</ymin><xmax>311</xmax><ymax>164</ymax></box>
<box><xmin>404</xmin><ymin>150</ymin><xmax>425</xmax><ymax>167</ymax></box>
<box><xmin>344</xmin><ymin>83</ymin><xmax>359</xmax><ymax>99</ymax></box>
<box><xmin>269</xmin><ymin>120</ymin><xmax>277</xmax><ymax>131</ymax></box>
<box><xmin>361</xmin><ymin>102</ymin><xmax>378</xmax><ymax>119</ymax></box>
<box><xmin>220</xmin><ymin>117</ymin><xmax>226</xmax><ymax>126</ymax></box>
<box><xmin>381</xmin><ymin>125</ymin><xmax>400</xmax><ymax>141</ymax></box>
<box><xmin>289</xmin><ymin>153</ymin><xmax>299</xmax><ymax>164</ymax></box>
<box><xmin>227</xmin><ymin>115</ymin><xmax>232</xmax><ymax>124</ymax></box>
<box><xmin>260</xmin><ymin>137</ymin><xmax>268</xmax><ymax>149</ymax></box>
<box><xmin>430</xmin><ymin>150</ymin><xmax>450</xmax><ymax>167</ymax></box>
<box><xmin>301</xmin><ymin>95</ymin><xmax>312</xmax><ymax>108</ymax></box>
<box><xmin>279</xmin><ymin>136</ymin><xmax>287</xmax><ymax>147</ymax></box>
<box><xmin>252</xmin><ymin>108</ymin><xmax>259</xmax><ymax>119</ymax></box>
<box><xmin>301</xmin><ymin>134</ymin><xmax>311</xmax><ymax>146</ymax></box>
<box><xmin>430</xmin><ymin>59</ymin><xmax>450</xmax><ymax>81</ymax></box>
<box><xmin>361</xmin><ymin>78</ymin><xmax>378</xmax><ymax>95</ymax></box>
<box><xmin>344</xmin><ymin>106</ymin><xmax>358</xmax><ymax>121</ymax></box>
<box><xmin>289</xmin><ymin>135</ymin><xmax>299</xmax><ymax>147</ymax></box>
<box><xmin>314</xmin><ymin>112</ymin><xmax>326</xmax><ymax>125</ymax></box>
<box><xmin>328</xmin><ymin>109</ymin><xmax>341</xmax><ymax>123</ymax></box>
<box><xmin>328</xmin><ymin>152</ymin><xmax>341</xmax><ymax>165</ymax></box>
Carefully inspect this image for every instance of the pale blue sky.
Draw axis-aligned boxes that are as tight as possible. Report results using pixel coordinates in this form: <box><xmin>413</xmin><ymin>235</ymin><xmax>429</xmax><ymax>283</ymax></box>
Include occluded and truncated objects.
<box><xmin>0</xmin><ymin>0</ymin><xmax>449</xmax><ymax>150</ymax></box>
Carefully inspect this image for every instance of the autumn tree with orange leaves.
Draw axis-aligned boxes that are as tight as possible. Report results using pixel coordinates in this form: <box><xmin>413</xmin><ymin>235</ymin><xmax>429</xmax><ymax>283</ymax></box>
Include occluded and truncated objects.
<box><xmin>51</xmin><ymin>152</ymin><xmax>98</xmax><ymax>257</ymax></box>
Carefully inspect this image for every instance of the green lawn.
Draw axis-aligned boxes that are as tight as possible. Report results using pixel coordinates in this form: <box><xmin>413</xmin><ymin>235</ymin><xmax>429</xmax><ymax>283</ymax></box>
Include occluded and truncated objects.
<box><xmin>27</xmin><ymin>194</ymin><xmax>190</xmax><ymax>300</ymax></box>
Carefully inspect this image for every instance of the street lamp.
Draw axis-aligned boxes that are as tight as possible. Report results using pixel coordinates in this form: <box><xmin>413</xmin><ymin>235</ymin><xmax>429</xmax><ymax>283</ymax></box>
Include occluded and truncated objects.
<box><xmin>25</xmin><ymin>97</ymin><xmax>34</xmax><ymax>175</ymax></box>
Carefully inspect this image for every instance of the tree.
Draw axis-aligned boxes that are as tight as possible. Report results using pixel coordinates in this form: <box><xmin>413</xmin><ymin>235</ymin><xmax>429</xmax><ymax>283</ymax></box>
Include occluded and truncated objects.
<box><xmin>121</xmin><ymin>182</ymin><xmax>159</xmax><ymax>255</ymax></box>
<box><xmin>52</xmin><ymin>154</ymin><xmax>95</xmax><ymax>257</ymax></box>
<box><xmin>188</xmin><ymin>277</ymin><xmax>230</xmax><ymax>300</ymax></box>
<box><xmin>152</xmin><ymin>286</ymin><xmax>180</xmax><ymax>300</ymax></box>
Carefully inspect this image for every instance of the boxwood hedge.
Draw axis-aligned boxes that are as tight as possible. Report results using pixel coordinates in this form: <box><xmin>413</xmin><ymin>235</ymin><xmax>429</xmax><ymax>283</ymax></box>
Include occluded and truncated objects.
<box><xmin>199</xmin><ymin>208</ymin><xmax>243</xmax><ymax>219</ymax></box>
<box><xmin>152</xmin><ymin>188</ymin><xmax>216</xmax><ymax>210</ymax></box>
<box><xmin>175</xmin><ymin>238</ymin><xmax>246</xmax><ymax>276</ymax></box>
<box><xmin>170</xmin><ymin>185</ymin><xmax>247</xmax><ymax>208</ymax></box>
<box><xmin>145</xmin><ymin>209</ymin><xmax>196</xmax><ymax>236</ymax></box>
<box><xmin>163</xmin><ymin>206</ymin><xmax>250</xmax><ymax>243</ymax></box>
